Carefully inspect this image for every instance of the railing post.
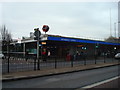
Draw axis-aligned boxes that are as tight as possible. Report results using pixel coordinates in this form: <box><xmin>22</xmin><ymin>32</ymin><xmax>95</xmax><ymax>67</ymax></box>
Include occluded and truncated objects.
<box><xmin>55</xmin><ymin>56</ymin><xmax>57</xmax><ymax>69</ymax></box>
<box><xmin>37</xmin><ymin>58</ymin><xmax>40</xmax><ymax>70</ymax></box>
<box><xmin>34</xmin><ymin>57</ymin><xmax>37</xmax><ymax>70</ymax></box>
<box><xmin>112</xmin><ymin>54</ymin><xmax>114</xmax><ymax>62</ymax></box>
<box><xmin>84</xmin><ymin>58</ymin><xmax>86</xmax><ymax>65</ymax></box>
<box><xmin>71</xmin><ymin>58</ymin><xmax>73</xmax><ymax>67</ymax></box>
<box><xmin>104</xmin><ymin>53</ymin><xmax>106</xmax><ymax>63</ymax></box>
<box><xmin>7</xmin><ymin>54</ymin><xmax>10</xmax><ymax>73</ymax></box>
<box><xmin>95</xmin><ymin>55</ymin><xmax>97</xmax><ymax>64</ymax></box>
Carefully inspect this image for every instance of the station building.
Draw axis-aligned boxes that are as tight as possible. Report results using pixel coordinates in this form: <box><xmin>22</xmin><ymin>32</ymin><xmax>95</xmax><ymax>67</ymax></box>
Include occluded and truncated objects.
<box><xmin>8</xmin><ymin>34</ymin><xmax>120</xmax><ymax>60</ymax></box>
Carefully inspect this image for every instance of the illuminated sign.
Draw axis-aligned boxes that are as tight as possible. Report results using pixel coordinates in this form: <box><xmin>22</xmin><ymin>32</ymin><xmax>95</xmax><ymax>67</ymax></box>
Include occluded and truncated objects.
<box><xmin>76</xmin><ymin>45</ymin><xmax>84</xmax><ymax>47</ymax></box>
<box><xmin>41</xmin><ymin>42</ymin><xmax>46</xmax><ymax>45</ymax></box>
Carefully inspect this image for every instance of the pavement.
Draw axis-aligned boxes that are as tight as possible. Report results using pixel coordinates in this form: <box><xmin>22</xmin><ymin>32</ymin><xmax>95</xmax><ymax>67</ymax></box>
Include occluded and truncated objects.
<box><xmin>2</xmin><ymin>62</ymin><xmax>120</xmax><ymax>82</ymax></box>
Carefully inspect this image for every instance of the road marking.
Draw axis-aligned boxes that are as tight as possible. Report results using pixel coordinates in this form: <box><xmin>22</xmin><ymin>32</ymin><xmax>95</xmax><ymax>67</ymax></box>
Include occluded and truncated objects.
<box><xmin>46</xmin><ymin>78</ymin><xmax>60</xmax><ymax>82</ymax></box>
<box><xmin>81</xmin><ymin>76</ymin><xmax>120</xmax><ymax>89</ymax></box>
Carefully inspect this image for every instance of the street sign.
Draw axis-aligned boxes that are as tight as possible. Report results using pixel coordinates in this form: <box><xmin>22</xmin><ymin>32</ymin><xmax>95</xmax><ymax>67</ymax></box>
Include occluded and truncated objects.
<box><xmin>42</xmin><ymin>25</ymin><xmax>49</xmax><ymax>33</ymax></box>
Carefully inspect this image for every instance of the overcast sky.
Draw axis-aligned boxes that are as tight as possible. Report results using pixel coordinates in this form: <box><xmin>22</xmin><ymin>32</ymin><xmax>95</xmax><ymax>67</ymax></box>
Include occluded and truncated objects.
<box><xmin>1</xmin><ymin>1</ymin><xmax>118</xmax><ymax>40</ymax></box>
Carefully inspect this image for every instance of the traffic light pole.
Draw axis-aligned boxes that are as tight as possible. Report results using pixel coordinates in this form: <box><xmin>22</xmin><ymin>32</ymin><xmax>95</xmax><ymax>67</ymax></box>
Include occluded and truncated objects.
<box><xmin>34</xmin><ymin>28</ymin><xmax>41</xmax><ymax>70</ymax></box>
<box><xmin>37</xmin><ymin>39</ymin><xmax>40</xmax><ymax>70</ymax></box>
<box><xmin>37</xmin><ymin>39</ymin><xmax>39</xmax><ymax>59</ymax></box>
<box><xmin>37</xmin><ymin>31</ymin><xmax>40</xmax><ymax>70</ymax></box>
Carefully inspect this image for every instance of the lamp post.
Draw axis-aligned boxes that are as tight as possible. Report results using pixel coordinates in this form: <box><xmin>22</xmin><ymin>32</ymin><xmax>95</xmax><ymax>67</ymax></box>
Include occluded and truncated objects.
<box><xmin>114</xmin><ymin>22</ymin><xmax>116</xmax><ymax>38</ymax></box>
<box><xmin>118</xmin><ymin>21</ymin><xmax>120</xmax><ymax>38</ymax></box>
<box><xmin>114</xmin><ymin>21</ymin><xmax>120</xmax><ymax>39</ymax></box>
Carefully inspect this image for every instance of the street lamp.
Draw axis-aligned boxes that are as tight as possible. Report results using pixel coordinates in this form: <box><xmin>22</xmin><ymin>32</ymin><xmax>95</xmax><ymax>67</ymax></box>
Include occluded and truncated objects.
<box><xmin>118</xmin><ymin>21</ymin><xmax>120</xmax><ymax>38</ymax></box>
<box><xmin>114</xmin><ymin>22</ymin><xmax>116</xmax><ymax>38</ymax></box>
<box><xmin>114</xmin><ymin>21</ymin><xmax>120</xmax><ymax>38</ymax></box>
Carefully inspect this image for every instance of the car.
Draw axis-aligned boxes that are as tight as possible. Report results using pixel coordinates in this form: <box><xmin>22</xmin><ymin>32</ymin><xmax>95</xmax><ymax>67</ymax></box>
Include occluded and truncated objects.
<box><xmin>0</xmin><ymin>51</ymin><xmax>4</xmax><ymax>59</ymax></box>
<box><xmin>0</xmin><ymin>53</ymin><xmax>4</xmax><ymax>59</ymax></box>
<box><xmin>115</xmin><ymin>53</ymin><xmax>120</xmax><ymax>59</ymax></box>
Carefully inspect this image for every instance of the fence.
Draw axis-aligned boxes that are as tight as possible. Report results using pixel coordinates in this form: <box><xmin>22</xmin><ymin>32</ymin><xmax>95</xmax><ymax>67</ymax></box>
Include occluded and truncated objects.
<box><xmin>2</xmin><ymin>52</ymin><xmax>118</xmax><ymax>74</ymax></box>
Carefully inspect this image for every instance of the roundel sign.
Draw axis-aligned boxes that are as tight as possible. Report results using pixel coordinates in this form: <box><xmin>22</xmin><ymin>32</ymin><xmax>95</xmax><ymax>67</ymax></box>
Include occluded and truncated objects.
<box><xmin>42</xmin><ymin>25</ymin><xmax>49</xmax><ymax>33</ymax></box>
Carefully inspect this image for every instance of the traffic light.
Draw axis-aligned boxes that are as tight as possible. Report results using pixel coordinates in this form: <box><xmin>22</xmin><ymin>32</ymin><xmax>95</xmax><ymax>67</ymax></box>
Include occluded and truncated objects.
<box><xmin>34</xmin><ymin>28</ymin><xmax>41</xmax><ymax>40</ymax></box>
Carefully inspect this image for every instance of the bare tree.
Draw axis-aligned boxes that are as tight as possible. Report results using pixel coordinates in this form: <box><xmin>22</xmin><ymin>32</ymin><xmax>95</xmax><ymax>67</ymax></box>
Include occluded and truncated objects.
<box><xmin>104</xmin><ymin>36</ymin><xmax>119</xmax><ymax>43</ymax></box>
<box><xmin>1</xmin><ymin>25</ymin><xmax>12</xmax><ymax>42</ymax></box>
<box><xmin>0</xmin><ymin>25</ymin><xmax>12</xmax><ymax>52</ymax></box>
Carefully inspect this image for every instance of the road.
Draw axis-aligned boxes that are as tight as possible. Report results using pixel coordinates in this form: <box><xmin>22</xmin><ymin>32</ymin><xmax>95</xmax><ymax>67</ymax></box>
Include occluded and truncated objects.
<box><xmin>2</xmin><ymin>65</ymin><xmax>120</xmax><ymax>88</ymax></box>
<box><xmin>93</xmin><ymin>77</ymin><xmax>120</xmax><ymax>88</ymax></box>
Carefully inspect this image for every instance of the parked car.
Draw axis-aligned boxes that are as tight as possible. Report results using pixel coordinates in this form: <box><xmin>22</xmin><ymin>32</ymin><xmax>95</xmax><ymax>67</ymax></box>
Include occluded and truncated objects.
<box><xmin>115</xmin><ymin>53</ymin><xmax>120</xmax><ymax>59</ymax></box>
<box><xmin>0</xmin><ymin>53</ymin><xmax>4</xmax><ymax>59</ymax></box>
<box><xmin>0</xmin><ymin>51</ymin><xmax>4</xmax><ymax>59</ymax></box>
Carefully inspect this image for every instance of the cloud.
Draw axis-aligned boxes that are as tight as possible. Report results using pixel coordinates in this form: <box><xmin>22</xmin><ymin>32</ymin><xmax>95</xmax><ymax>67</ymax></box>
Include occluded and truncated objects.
<box><xmin>1</xmin><ymin>2</ymin><xmax>118</xmax><ymax>40</ymax></box>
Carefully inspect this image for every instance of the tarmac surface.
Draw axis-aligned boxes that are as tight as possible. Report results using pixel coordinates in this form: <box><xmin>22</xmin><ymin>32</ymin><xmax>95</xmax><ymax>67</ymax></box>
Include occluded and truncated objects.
<box><xmin>2</xmin><ymin>65</ymin><xmax>119</xmax><ymax>88</ymax></box>
<box><xmin>93</xmin><ymin>77</ymin><xmax>120</xmax><ymax>88</ymax></box>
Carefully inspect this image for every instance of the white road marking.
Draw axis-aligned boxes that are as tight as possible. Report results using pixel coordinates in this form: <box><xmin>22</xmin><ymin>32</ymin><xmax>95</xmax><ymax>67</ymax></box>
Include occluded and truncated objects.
<box><xmin>81</xmin><ymin>76</ymin><xmax>120</xmax><ymax>89</ymax></box>
<box><xmin>46</xmin><ymin>78</ymin><xmax>60</xmax><ymax>82</ymax></box>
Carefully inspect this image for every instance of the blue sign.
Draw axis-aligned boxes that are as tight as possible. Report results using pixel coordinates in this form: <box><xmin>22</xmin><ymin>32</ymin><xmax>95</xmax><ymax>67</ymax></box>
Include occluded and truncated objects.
<box><xmin>48</xmin><ymin>36</ymin><xmax>120</xmax><ymax>45</ymax></box>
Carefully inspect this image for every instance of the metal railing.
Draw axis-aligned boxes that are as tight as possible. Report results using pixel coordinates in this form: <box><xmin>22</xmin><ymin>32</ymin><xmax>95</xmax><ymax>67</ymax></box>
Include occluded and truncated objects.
<box><xmin>2</xmin><ymin>52</ymin><xmax>118</xmax><ymax>74</ymax></box>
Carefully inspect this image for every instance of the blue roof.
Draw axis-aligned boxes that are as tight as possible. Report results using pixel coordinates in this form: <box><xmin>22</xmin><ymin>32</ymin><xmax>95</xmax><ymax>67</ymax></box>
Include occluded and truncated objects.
<box><xmin>48</xmin><ymin>36</ymin><xmax>120</xmax><ymax>45</ymax></box>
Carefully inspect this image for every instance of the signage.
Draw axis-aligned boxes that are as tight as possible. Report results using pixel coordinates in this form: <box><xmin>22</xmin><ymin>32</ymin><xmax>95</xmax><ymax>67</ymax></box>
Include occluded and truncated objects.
<box><xmin>76</xmin><ymin>45</ymin><xmax>84</xmax><ymax>47</ymax></box>
<box><xmin>48</xmin><ymin>36</ymin><xmax>120</xmax><ymax>45</ymax></box>
<box><xmin>42</xmin><ymin>25</ymin><xmax>49</xmax><ymax>33</ymax></box>
<box><xmin>41</xmin><ymin>42</ymin><xmax>46</xmax><ymax>45</ymax></box>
